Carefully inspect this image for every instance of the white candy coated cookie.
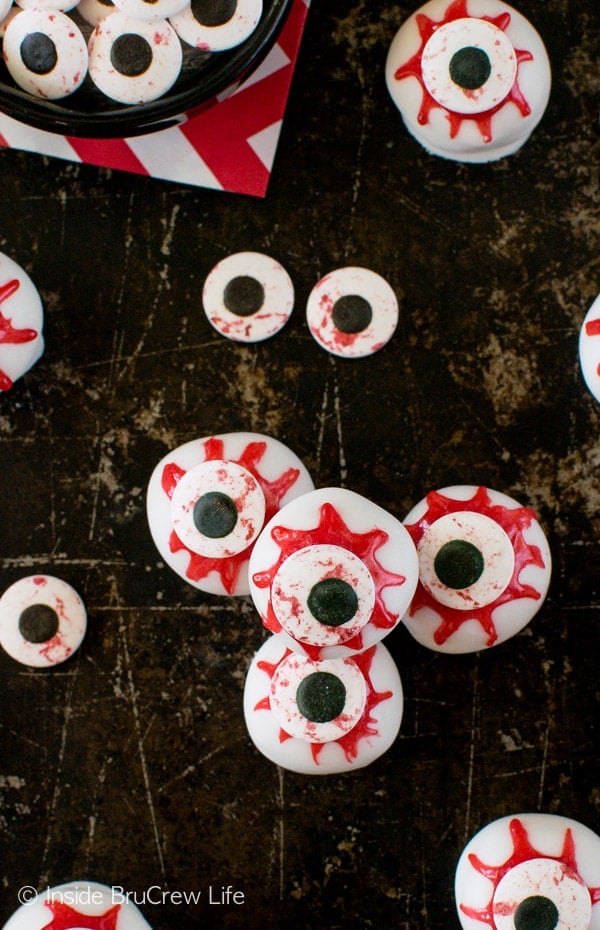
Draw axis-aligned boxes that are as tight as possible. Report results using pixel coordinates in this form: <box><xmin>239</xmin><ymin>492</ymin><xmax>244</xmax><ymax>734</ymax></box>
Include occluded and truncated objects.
<box><xmin>0</xmin><ymin>251</ymin><xmax>44</xmax><ymax>391</ymax></box>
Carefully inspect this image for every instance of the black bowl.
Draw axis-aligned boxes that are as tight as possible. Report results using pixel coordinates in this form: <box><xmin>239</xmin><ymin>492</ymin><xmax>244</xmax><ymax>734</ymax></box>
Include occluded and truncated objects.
<box><xmin>0</xmin><ymin>0</ymin><xmax>294</xmax><ymax>137</ymax></box>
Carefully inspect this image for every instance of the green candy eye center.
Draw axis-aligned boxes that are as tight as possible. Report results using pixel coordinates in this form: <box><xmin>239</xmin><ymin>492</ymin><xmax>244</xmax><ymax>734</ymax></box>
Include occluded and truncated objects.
<box><xmin>433</xmin><ymin>539</ymin><xmax>485</xmax><ymax>589</ymax></box>
<box><xmin>296</xmin><ymin>671</ymin><xmax>346</xmax><ymax>723</ymax></box>
<box><xmin>514</xmin><ymin>895</ymin><xmax>560</xmax><ymax>930</ymax></box>
<box><xmin>307</xmin><ymin>578</ymin><xmax>359</xmax><ymax>627</ymax></box>
<box><xmin>19</xmin><ymin>604</ymin><xmax>59</xmax><ymax>643</ymax></box>
<box><xmin>449</xmin><ymin>46</ymin><xmax>492</xmax><ymax>90</ymax></box>
<box><xmin>193</xmin><ymin>491</ymin><xmax>238</xmax><ymax>538</ymax></box>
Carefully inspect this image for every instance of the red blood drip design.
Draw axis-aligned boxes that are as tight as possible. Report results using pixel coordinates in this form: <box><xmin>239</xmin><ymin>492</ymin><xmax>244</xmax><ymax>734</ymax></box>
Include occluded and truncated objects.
<box><xmin>252</xmin><ymin>502</ymin><xmax>406</xmax><ymax>658</ymax></box>
<box><xmin>405</xmin><ymin>487</ymin><xmax>546</xmax><ymax>646</ymax></box>
<box><xmin>393</xmin><ymin>0</ymin><xmax>532</xmax><ymax>143</ymax></box>
<box><xmin>0</xmin><ymin>278</ymin><xmax>39</xmax><ymax>391</ymax></box>
<box><xmin>255</xmin><ymin>645</ymin><xmax>392</xmax><ymax>764</ymax></box>
<box><xmin>160</xmin><ymin>438</ymin><xmax>301</xmax><ymax>593</ymax></box>
<box><xmin>42</xmin><ymin>901</ymin><xmax>120</xmax><ymax>930</ymax></box>
<box><xmin>585</xmin><ymin>318</ymin><xmax>600</xmax><ymax>377</ymax></box>
<box><xmin>459</xmin><ymin>818</ymin><xmax>599</xmax><ymax>927</ymax></box>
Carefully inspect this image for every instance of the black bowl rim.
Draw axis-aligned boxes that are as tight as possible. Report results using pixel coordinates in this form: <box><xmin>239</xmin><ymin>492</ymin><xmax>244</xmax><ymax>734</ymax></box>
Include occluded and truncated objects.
<box><xmin>0</xmin><ymin>0</ymin><xmax>294</xmax><ymax>138</ymax></box>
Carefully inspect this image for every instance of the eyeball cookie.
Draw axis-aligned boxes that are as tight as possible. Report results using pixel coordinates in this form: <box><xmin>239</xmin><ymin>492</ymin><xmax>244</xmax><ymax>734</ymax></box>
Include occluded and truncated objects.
<box><xmin>3</xmin><ymin>880</ymin><xmax>153</xmax><ymax>930</ymax></box>
<box><xmin>249</xmin><ymin>486</ymin><xmax>419</xmax><ymax>660</ymax></box>
<box><xmin>77</xmin><ymin>0</ymin><xmax>116</xmax><ymax>27</ymax></box>
<box><xmin>0</xmin><ymin>251</ymin><xmax>44</xmax><ymax>392</ymax></box>
<box><xmin>170</xmin><ymin>0</ymin><xmax>262</xmax><ymax>52</ymax></box>
<box><xmin>88</xmin><ymin>11</ymin><xmax>182</xmax><ymax>104</ymax></box>
<box><xmin>579</xmin><ymin>293</ymin><xmax>600</xmax><ymax>403</ymax></box>
<box><xmin>402</xmin><ymin>485</ymin><xmax>551</xmax><ymax>654</ymax></box>
<box><xmin>455</xmin><ymin>813</ymin><xmax>600</xmax><ymax>930</ymax></box>
<box><xmin>385</xmin><ymin>0</ymin><xmax>551</xmax><ymax>163</ymax></box>
<box><xmin>202</xmin><ymin>252</ymin><xmax>294</xmax><ymax>344</ymax></box>
<box><xmin>146</xmin><ymin>432</ymin><xmax>315</xmax><ymax>597</ymax></box>
<box><xmin>243</xmin><ymin>634</ymin><xmax>403</xmax><ymax>774</ymax></box>
<box><xmin>0</xmin><ymin>575</ymin><xmax>86</xmax><ymax>668</ymax></box>
<box><xmin>306</xmin><ymin>267</ymin><xmax>399</xmax><ymax>359</ymax></box>
<box><xmin>3</xmin><ymin>8</ymin><xmax>87</xmax><ymax>99</ymax></box>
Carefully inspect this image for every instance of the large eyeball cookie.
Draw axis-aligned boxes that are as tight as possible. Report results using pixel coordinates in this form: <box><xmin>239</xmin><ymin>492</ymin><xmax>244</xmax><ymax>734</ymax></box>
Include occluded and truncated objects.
<box><xmin>3</xmin><ymin>880</ymin><xmax>153</xmax><ymax>929</ymax></box>
<box><xmin>0</xmin><ymin>575</ymin><xmax>86</xmax><ymax>668</ymax></box>
<box><xmin>0</xmin><ymin>251</ymin><xmax>44</xmax><ymax>391</ymax></box>
<box><xmin>3</xmin><ymin>8</ymin><xmax>88</xmax><ymax>98</ymax></box>
<box><xmin>455</xmin><ymin>813</ymin><xmax>600</xmax><ymax>930</ymax></box>
<box><xmin>202</xmin><ymin>252</ymin><xmax>294</xmax><ymax>344</ymax></box>
<box><xmin>243</xmin><ymin>634</ymin><xmax>403</xmax><ymax>775</ymax></box>
<box><xmin>88</xmin><ymin>11</ymin><xmax>182</xmax><ymax>104</ymax></box>
<box><xmin>579</xmin><ymin>293</ymin><xmax>600</xmax><ymax>404</ymax></box>
<box><xmin>402</xmin><ymin>485</ymin><xmax>551</xmax><ymax>654</ymax></box>
<box><xmin>170</xmin><ymin>0</ymin><xmax>262</xmax><ymax>52</ymax></box>
<box><xmin>249</xmin><ymin>487</ymin><xmax>419</xmax><ymax>660</ymax></box>
<box><xmin>146</xmin><ymin>432</ymin><xmax>315</xmax><ymax>597</ymax></box>
<box><xmin>385</xmin><ymin>0</ymin><xmax>551</xmax><ymax>163</ymax></box>
<box><xmin>305</xmin><ymin>267</ymin><xmax>399</xmax><ymax>359</ymax></box>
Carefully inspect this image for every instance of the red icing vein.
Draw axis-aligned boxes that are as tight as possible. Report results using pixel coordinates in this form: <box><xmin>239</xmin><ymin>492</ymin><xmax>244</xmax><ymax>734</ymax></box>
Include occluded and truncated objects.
<box><xmin>255</xmin><ymin>645</ymin><xmax>392</xmax><ymax>764</ymax></box>
<box><xmin>161</xmin><ymin>438</ymin><xmax>301</xmax><ymax>593</ymax></box>
<box><xmin>0</xmin><ymin>278</ymin><xmax>39</xmax><ymax>391</ymax></box>
<box><xmin>42</xmin><ymin>901</ymin><xmax>120</xmax><ymax>930</ymax></box>
<box><xmin>252</xmin><ymin>502</ymin><xmax>406</xmax><ymax>657</ymax></box>
<box><xmin>393</xmin><ymin>0</ymin><xmax>532</xmax><ymax>143</ymax></box>
<box><xmin>460</xmin><ymin>818</ymin><xmax>600</xmax><ymax>927</ymax></box>
<box><xmin>404</xmin><ymin>487</ymin><xmax>546</xmax><ymax>646</ymax></box>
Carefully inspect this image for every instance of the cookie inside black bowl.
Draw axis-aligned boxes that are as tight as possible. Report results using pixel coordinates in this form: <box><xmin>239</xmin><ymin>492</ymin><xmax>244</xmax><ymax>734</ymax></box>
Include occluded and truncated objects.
<box><xmin>0</xmin><ymin>0</ymin><xmax>294</xmax><ymax>138</ymax></box>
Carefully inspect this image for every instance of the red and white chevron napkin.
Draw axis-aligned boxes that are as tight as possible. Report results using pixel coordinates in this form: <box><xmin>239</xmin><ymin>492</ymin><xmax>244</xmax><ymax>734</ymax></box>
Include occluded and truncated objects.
<box><xmin>0</xmin><ymin>0</ymin><xmax>310</xmax><ymax>197</ymax></box>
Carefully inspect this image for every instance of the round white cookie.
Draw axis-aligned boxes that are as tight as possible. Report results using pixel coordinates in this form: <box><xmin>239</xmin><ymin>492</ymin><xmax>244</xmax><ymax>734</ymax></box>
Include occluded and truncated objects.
<box><xmin>3</xmin><ymin>8</ymin><xmax>87</xmax><ymax>98</ymax></box>
<box><xmin>0</xmin><ymin>251</ymin><xmax>44</xmax><ymax>391</ymax></box>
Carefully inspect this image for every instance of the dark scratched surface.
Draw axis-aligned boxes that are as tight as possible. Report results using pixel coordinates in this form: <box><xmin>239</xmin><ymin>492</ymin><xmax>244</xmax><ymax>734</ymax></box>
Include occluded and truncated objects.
<box><xmin>0</xmin><ymin>1</ymin><xmax>599</xmax><ymax>928</ymax></box>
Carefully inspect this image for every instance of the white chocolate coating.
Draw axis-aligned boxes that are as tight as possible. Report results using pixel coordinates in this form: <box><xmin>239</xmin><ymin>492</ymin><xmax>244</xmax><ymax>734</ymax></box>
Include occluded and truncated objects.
<box><xmin>455</xmin><ymin>813</ymin><xmax>600</xmax><ymax>930</ymax></box>
<box><xmin>385</xmin><ymin>0</ymin><xmax>551</xmax><ymax>163</ymax></box>
<box><xmin>170</xmin><ymin>0</ymin><xmax>262</xmax><ymax>52</ymax></box>
<box><xmin>112</xmin><ymin>0</ymin><xmax>187</xmax><ymax>21</ymax></box>
<box><xmin>88</xmin><ymin>12</ymin><xmax>182</xmax><ymax>104</ymax></box>
<box><xmin>76</xmin><ymin>0</ymin><xmax>117</xmax><ymax>26</ymax></box>
<box><xmin>146</xmin><ymin>431</ymin><xmax>315</xmax><ymax>596</ymax></box>
<box><xmin>249</xmin><ymin>486</ymin><xmax>419</xmax><ymax>659</ymax></box>
<box><xmin>202</xmin><ymin>251</ymin><xmax>294</xmax><ymax>344</ymax></box>
<box><xmin>243</xmin><ymin>634</ymin><xmax>404</xmax><ymax>774</ymax></box>
<box><xmin>0</xmin><ymin>574</ymin><xmax>86</xmax><ymax>668</ymax></box>
<box><xmin>0</xmin><ymin>251</ymin><xmax>44</xmax><ymax>391</ymax></box>
<box><xmin>579</xmin><ymin>292</ymin><xmax>600</xmax><ymax>403</ymax></box>
<box><xmin>306</xmin><ymin>266</ymin><xmax>398</xmax><ymax>359</ymax></box>
<box><xmin>3</xmin><ymin>8</ymin><xmax>87</xmax><ymax>100</ymax></box>
<box><xmin>3</xmin><ymin>880</ymin><xmax>153</xmax><ymax>929</ymax></box>
<box><xmin>402</xmin><ymin>485</ymin><xmax>552</xmax><ymax>654</ymax></box>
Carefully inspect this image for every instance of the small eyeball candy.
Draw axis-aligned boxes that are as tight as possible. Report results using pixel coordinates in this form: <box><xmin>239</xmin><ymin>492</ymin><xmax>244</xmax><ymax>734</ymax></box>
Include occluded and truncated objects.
<box><xmin>88</xmin><ymin>11</ymin><xmax>182</xmax><ymax>105</ymax></box>
<box><xmin>306</xmin><ymin>267</ymin><xmax>399</xmax><ymax>359</ymax></box>
<box><xmin>455</xmin><ymin>813</ymin><xmax>600</xmax><ymax>930</ymax></box>
<box><xmin>385</xmin><ymin>0</ymin><xmax>551</xmax><ymax>163</ymax></box>
<box><xmin>0</xmin><ymin>252</ymin><xmax>44</xmax><ymax>392</ymax></box>
<box><xmin>401</xmin><ymin>485</ymin><xmax>551</xmax><ymax>654</ymax></box>
<box><xmin>169</xmin><ymin>0</ymin><xmax>262</xmax><ymax>52</ymax></box>
<box><xmin>3</xmin><ymin>880</ymin><xmax>153</xmax><ymax>929</ymax></box>
<box><xmin>202</xmin><ymin>252</ymin><xmax>294</xmax><ymax>344</ymax></box>
<box><xmin>146</xmin><ymin>432</ymin><xmax>315</xmax><ymax>597</ymax></box>
<box><xmin>112</xmin><ymin>0</ymin><xmax>187</xmax><ymax>24</ymax></box>
<box><xmin>77</xmin><ymin>0</ymin><xmax>115</xmax><ymax>27</ymax></box>
<box><xmin>579</xmin><ymin>293</ymin><xmax>600</xmax><ymax>404</ymax></box>
<box><xmin>243</xmin><ymin>634</ymin><xmax>403</xmax><ymax>775</ymax></box>
<box><xmin>0</xmin><ymin>575</ymin><xmax>86</xmax><ymax>668</ymax></box>
<box><xmin>248</xmin><ymin>487</ymin><xmax>419</xmax><ymax>660</ymax></box>
<box><xmin>3</xmin><ymin>9</ymin><xmax>88</xmax><ymax>99</ymax></box>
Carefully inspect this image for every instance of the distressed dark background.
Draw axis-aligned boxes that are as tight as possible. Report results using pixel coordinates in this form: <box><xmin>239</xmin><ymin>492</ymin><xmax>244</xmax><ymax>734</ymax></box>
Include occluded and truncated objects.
<box><xmin>0</xmin><ymin>1</ymin><xmax>598</xmax><ymax>928</ymax></box>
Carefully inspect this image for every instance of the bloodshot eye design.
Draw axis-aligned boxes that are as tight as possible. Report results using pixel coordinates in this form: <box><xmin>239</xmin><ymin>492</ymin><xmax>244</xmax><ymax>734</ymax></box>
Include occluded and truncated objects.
<box><xmin>202</xmin><ymin>252</ymin><xmax>294</xmax><ymax>343</ymax></box>
<box><xmin>88</xmin><ymin>12</ymin><xmax>182</xmax><ymax>105</ymax></box>
<box><xmin>146</xmin><ymin>432</ymin><xmax>315</xmax><ymax>597</ymax></box>
<box><xmin>385</xmin><ymin>0</ymin><xmax>551</xmax><ymax>163</ymax></box>
<box><xmin>0</xmin><ymin>251</ymin><xmax>44</xmax><ymax>392</ymax></box>
<box><xmin>0</xmin><ymin>575</ymin><xmax>86</xmax><ymax>668</ymax></box>
<box><xmin>249</xmin><ymin>486</ymin><xmax>419</xmax><ymax>660</ymax></box>
<box><xmin>3</xmin><ymin>880</ymin><xmax>153</xmax><ymax>930</ymax></box>
<box><xmin>3</xmin><ymin>8</ymin><xmax>87</xmax><ymax>100</ymax></box>
<box><xmin>402</xmin><ymin>485</ymin><xmax>551</xmax><ymax>654</ymax></box>
<box><xmin>579</xmin><ymin>293</ymin><xmax>600</xmax><ymax>404</ymax></box>
<box><xmin>243</xmin><ymin>634</ymin><xmax>404</xmax><ymax>774</ymax></box>
<box><xmin>169</xmin><ymin>0</ymin><xmax>262</xmax><ymax>52</ymax></box>
<box><xmin>455</xmin><ymin>813</ymin><xmax>600</xmax><ymax>930</ymax></box>
<box><xmin>306</xmin><ymin>267</ymin><xmax>399</xmax><ymax>358</ymax></box>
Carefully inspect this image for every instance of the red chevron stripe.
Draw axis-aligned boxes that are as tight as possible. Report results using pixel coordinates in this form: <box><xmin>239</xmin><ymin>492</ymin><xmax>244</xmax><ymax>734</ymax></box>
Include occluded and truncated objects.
<box><xmin>64</xmin><ymin>136</ymin><xmax>150</xmax><ymax>175</ymax></box>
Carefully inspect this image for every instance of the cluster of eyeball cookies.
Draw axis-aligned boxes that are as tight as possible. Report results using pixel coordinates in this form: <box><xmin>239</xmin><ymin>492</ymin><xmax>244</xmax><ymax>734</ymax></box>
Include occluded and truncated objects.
<box><xmin>1</xmin><ymin>0</ymin><xmax>262</xmax><ymax>104</ymax></box>
<box><xmin>202</xmin><ymin>251</ymin><xmax>400</xmax><ymax>357</ymax></box>
<box><xmin>145</xmin><ymin>437</ymin><xmax>552</xmax><ymax>774</ymax></box>
<box><xmin>385</xmin><ymin>0</ymin><xmax>551</xmax><ymax>162</ymax></box>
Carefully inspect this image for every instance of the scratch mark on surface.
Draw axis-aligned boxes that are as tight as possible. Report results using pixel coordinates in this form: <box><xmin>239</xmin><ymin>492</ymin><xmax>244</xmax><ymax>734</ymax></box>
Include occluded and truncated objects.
<box><xmin>537</xmin><ymin>717</ymin><xmax>551</xmax><ymax>810</ymax></box>
<box><xmin>277</xmin><ymin>766</ymin><xmax>285</xmax><ymax>901</ymax></box>
<box><xmin>315</xmin><ymin>378</ymin><xmax>329</xmax><ymax>472</ymax></box>
<box><xmin>463</xmin><ymin>664</ymin><xmax>480</xmax><ymax>846</ymax></box>
<box><xmin>332</xmin><ymin>359</ymin><xmax>348</xmax><ymax>486</ymax></box>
